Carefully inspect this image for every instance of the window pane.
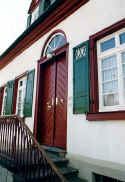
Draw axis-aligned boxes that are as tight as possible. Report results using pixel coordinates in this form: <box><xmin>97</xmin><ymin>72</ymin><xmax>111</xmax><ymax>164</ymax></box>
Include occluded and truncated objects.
<box><xmin>121</xmin><ymin>52</ymin><xmax>125</xmax><ymax>64</ymax></box>
<box><xmin>45</xmin><ymin>34</ymin><xmax>66</xmax><ymax>56</ymax></box>
<box><xmin>102</xmin><ymin>68</ymin><xmax>117</xmax><ymax>82</ymax></box>
<box><xmin>101</xmin><ymin>55</ymin><xmax>117</xmax><ymax>69</ymax></box>
<box><xmin>101</xmin><ymin>55</ymin><xmax>119</xmax><ymax>106</ymax></box>
<box><xmin>58</xmin><ymin>35</ymin><xmax>67</xmax><ymax>48</ymax></box>
<box><xmin>123</xmin><ymin>78</ymin><xmax>125</xmax><ymax>89</ymax></box>
<box><xmin>122</xmin><ymin>64</ymin><xmax>125</xmax><ymax>76</ymax></box>
<box><xmin>103</xmin><ymin>93</ymin><xmax>119</xmax><ymax>106</ymax></box>
<box><xmin>100</xmin><ymin>38</ymin><xmax>115</xmax><ymax>52</ymax></box>
<box><xmin>46</xmin><ymin>47</ymin><xmax>51</xmax><ymax>55</ymax></box>
<box><xmin>17</xmin><ymin>78</ymin><xmax>26</xmax><ymax>117</ymax></box>
<box><xmin>119</xmin><ymin>32</ymin><xmax>125</xmax><ymax>45</ymax></box>
<box><xmin>122</xmin><ymin>52</ymin><xmax>125</xmax><ymax>90</ymax></box>
<box><xmin>3</xmin><ymin>96</ymin><xmax>7</xmax><ymax>115</ymax></box>
<box><xmin>103</xmin><ymin>80</ymin><xmax>118</xmax><ymax>93</ymax></box>
<box><xmin>17</xmin><ymin>90</ymin><xmax>22</xmax><ymax>115</ymax></box>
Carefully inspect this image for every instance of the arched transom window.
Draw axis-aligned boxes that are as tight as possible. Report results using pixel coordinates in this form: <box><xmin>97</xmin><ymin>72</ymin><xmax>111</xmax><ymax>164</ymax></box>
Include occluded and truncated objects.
<box><xmin>44</xmin><ymin>33</ymin><xmax>67</xmax><ymax>56</ymax></box>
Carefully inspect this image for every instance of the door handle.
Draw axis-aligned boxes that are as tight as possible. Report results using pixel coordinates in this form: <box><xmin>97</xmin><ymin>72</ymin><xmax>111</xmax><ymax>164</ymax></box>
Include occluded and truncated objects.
<box><xmin>46</xmin><ymin>97</ymin><xmax>54</xmax><ymax>110</ymax></box>
<box><xmin>60</xmin><ymin>98</ymin><xmax>64</xmax><ymax>103</ymax></box>
<box><xmin>51</xmin><ymin>97</ymin><xmax>54</xmax><ymax>106</ymax></box>
<box><xmin>56</xmin><ymin>98</ymin><xmax>64</xmax><ymax>105</ymax></box>
<box><xmin>46</xmin><ymin>102</ymin><xmax>51</xmax><ymax>110</ymax></box>
<box><xmin>47</xmin><ymin>105</ymin><xmax>52</xmax><ymax>110</ymax></box>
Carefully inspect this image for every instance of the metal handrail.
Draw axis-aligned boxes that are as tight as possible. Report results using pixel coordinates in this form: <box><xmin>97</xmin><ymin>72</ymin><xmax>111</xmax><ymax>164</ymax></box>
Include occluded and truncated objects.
<box><xmin>0</xmin><ymin>115</ymin><xmax>67</xmax><ymax>182</ymax></box>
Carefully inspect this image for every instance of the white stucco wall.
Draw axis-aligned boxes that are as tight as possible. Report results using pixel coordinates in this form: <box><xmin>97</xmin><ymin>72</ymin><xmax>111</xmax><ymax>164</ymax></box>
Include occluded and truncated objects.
<box><xmin>1</xmin><ymin>0</ymin><xmax>125</xmax><ymax>173</ymax></box>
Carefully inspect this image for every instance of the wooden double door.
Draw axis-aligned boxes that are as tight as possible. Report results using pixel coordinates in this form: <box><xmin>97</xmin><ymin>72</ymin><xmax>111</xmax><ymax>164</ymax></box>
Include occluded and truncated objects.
<box><xmin>40</xmin><ymin>52</ymin><xmax>67</xmax><ymax>149</ymax></box>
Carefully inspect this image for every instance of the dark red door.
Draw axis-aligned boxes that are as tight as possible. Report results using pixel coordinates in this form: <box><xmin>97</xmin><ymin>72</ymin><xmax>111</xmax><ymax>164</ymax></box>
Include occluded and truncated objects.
<box><xmin>40</xmin><ymin>61</ymin><xmax>56</xmax><ymax>146</ymax></box>
<box><xmin>54</xmin><ymin>53</ymin><xmax>67</xmax><ymax>149</ymax></box>
<box><xmin>40</xmin><ymin>52</ymin><xmax>67</xmax><ymax>149</ymax></box>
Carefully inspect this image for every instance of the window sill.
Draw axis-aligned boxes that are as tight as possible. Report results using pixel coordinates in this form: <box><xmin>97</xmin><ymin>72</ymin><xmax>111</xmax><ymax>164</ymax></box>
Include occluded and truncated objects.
<box><xmin>86</xmin><ymin>111</ymin><xmax>125</xmax><ymax>121</ymax></box>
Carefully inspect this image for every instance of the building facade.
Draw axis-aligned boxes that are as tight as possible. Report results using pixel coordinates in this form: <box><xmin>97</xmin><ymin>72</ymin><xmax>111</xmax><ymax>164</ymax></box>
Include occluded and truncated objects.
<box><xmin>0</xmin><ymin>0</ymin><xmax>125</xmax><ymax>181</ymax></box>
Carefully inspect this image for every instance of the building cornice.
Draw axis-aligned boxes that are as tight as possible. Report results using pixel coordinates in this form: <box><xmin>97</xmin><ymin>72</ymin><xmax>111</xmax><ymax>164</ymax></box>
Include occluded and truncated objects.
<box><xmin>0</xmin><ymin>0</ymin><xmax>89</xmax><ymax>70</ymax></box>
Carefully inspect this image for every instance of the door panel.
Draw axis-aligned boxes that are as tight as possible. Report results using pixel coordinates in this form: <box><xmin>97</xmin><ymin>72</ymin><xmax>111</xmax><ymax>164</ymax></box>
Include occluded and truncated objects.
<box><xmin>54</xmin><ymin>53</ymin><xmax>67</xmax><ymax>149</ymax></box>
<box><xmin>40</xmin><ymin>53</ymin><xmax>67</xmax><ymax>149</ymax></box>
<box><xmin>40</xmin><ymin>61</ymin><xmax>56</xmax><ymax>146</ymax></box>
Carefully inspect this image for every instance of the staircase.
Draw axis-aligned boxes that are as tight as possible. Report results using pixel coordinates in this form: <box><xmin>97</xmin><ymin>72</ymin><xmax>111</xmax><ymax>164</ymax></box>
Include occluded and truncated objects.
<box><xmin>0</xmin><ymin>115</ymin><xmax>86</xmax><ymax>182</ymax></box>
<box><xmin>42</xmin><ymin>146</ymin><xmax>86</xmax><ymax>182</ymax></box>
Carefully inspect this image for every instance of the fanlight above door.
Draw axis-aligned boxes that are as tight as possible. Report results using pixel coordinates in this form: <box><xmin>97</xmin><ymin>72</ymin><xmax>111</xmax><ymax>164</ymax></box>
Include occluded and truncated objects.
<box><xmin>44</xmin><ymin>33</ymin><xmax>66</xmax><ymax>57</ymax></box>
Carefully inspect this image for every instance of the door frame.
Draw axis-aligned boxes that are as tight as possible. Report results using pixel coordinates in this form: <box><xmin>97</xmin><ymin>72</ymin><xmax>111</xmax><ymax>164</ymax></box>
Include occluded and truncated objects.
<box><xmin>33</xmin><ymin>43</ymin><xmax>69</xmax><ymax>148</ymax></box>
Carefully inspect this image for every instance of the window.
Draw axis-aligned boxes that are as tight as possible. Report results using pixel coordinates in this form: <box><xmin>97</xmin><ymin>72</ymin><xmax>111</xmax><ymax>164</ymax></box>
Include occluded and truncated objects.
<box><xmin>94</xmin><ymin>173</ymin><xmax>122</xmax><ymax>182</ymax></box>
<box><xmin>0</xmin><ymin>70</ymin><xmax>35</xmax><ymax>117</ymax></box>
<box><xmin>97</xmin><ymin>29</ymin><xmax>125</xmax><ymax>112</ymax></box>
<box><xmin>1</xmin><ymin>87</ymin><xmax>7</xmax><ymax>115</ymax></box>
<box><xmin>44</xmin><ymin>33</ymin><xmax>67</xmax><ymax>56</ymax></box>
<box><xmin>16</xmin><ymin>77</ymin><xmax>26</xmax><ymax>117</ymax></box>
<box><xmin>87</xmin><ymin>19</ymin><xmax>125</xmax><ymax>120</ymax></box>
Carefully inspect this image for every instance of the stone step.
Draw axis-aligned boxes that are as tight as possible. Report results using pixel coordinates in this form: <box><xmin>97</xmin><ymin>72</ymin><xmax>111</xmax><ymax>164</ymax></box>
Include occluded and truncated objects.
<box><xmin>59</xmin><ymin>166</ymin><xmax>79</xmax><ymax>178</ymax></box>
<box><xmin>0</xmin><ymin>146</ymin><xmax>86</xmax><ymax>182</ymax></box>
<box><xmin>66</xmin><ymin>176</ymin><xmax>87</xmax><ymax>182</ymax></box>
<box><xmin>41</xmin><ymin>146</ymin><xmax>86</xmax><ymax>182</ymax></box>
<box><xmin>42</xmin><ymin>145</ymin><xmax>67</xmax><ymax>158</ymax></box>
<box><xmin>46</xmin><ymin>151</ymin><xmax>69</xmax><ymax>167</ymax></box>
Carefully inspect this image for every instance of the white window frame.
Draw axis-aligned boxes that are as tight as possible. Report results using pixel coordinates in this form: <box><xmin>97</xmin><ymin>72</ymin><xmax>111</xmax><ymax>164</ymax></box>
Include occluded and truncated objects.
<box><xmin>16</xmin><ymin>77</ymin><xmax>26</xmax><ymax>117</ymax></box>
<box><xmin>1</xmin><ymin>87</ymin><xmax>7</xmax><ymax>116</ymax></box>
<box><xmin>97</xmin><ymin>27</ymin><xmax>125</xmax><ymax>112</ymax></box>
<box><xmin>43</xmin><ymin>33</ymin><xmax>66</xmax><ymax>57</ymax></box>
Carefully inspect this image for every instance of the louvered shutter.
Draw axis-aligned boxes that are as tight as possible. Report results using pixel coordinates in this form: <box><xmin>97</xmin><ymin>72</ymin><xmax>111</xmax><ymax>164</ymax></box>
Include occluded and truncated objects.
<box><xmin>73</xmin><ymin>41</ymin><xmax>90</xmax><ymax>114</ymax></box>
<box><xmin>5</xmin><ymin>80</ymin><xmax>14</xmax><ymax>115</ymax></box>
<box><xmin>24</xmin><ymin>70</ymin><xmax>35</xmax><ymax>117</ymax></box>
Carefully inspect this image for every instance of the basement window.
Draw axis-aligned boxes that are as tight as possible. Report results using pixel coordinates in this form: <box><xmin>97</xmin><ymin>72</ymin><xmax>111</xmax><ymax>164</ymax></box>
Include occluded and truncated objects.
<box><xmin>94</xmin><ymin>173</ymin><xmax>122</xmax><ymax>182</ymax></box>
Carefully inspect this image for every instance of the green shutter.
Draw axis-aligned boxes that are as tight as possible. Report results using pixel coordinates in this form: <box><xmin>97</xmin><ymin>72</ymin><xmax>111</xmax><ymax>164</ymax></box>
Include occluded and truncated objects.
<box><xmin>51</xmin><ymin>0</ymin><xmax>56</xmax><ymax>4</ymax></box>
<box><xmin>73</xmin><ymin>41</ymin><xmax>90</xmax><ymax>114</ymax></box>
<box><xmin>27</xmin><ymin>14</ymin><xmax>32</xmax><ymax>28</ymax></box>
<box><xmin>24</xmin><ymin>69</ymin><xmax>35</xmax><ymax>117</ymax></box>
<box><xmin>5</xmin><ymin>80</ymin><xmax>14</xmax><ymax>115</ymax></box>
<box><xmin>39</xmin><ymin>0</ymin><xmax>44</xmax><ymax>16</ymax></box>
<box><xmin>44</xmin><ymin>0</ymin><xmax>51</xmax><ymax>10</ymax></box>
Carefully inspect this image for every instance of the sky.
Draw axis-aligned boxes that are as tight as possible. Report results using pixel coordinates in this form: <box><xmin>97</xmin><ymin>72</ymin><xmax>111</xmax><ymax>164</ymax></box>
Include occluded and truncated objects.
<box><xmin>0</xmin><ymin>0</ymin><xmax>31</xmax><ymax>55</ymax></box>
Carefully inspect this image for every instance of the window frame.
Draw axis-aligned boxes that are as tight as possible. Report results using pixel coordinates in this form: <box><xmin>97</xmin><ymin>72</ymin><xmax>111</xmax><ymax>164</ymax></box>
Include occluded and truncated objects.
<box><xmin>16</xmin><ymin>76</ymin><xmax>27</xmax><ymax>117</ymax></box>
<box><xmin>43</xmin><ymin>33</ymin><xmax>67</xmax><ymax>57</ymax></box>
<box><xmin>1</xmin><ymin>87</ymin><xmax>7</xmax><ymax>116</ymax></box>
<box><xmin>97</xmin><ymin>29</ymin><xmax>125</xmax><ymax>112</ymax></box>
<box><xmin>87</xmin><ymin>18</ymin><xmax>125</xmax><ymax>121</ymax></box>
<box><xmin>0</xmin><ymin>87</ymin><xmax>4</xmax><ymax>114</ymax></box>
